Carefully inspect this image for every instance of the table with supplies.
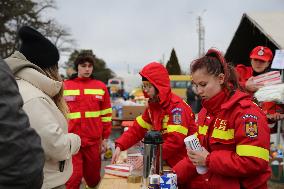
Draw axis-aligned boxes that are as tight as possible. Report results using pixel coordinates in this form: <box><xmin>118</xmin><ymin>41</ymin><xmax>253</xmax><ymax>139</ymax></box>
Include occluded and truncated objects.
<box><xmin>98</xmin><ymin>174</ymin><xmax>141</xmax><ymax>189</ymax></box>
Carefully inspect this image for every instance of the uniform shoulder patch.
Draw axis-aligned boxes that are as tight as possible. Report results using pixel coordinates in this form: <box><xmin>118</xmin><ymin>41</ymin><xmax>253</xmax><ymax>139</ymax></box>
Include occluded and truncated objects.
<box><xmin>245</xmin><ymin>121</ymin><xmax>258</xmax><ymax>138</ymax></box>
<box><xmin>171</xmin><ymin>108</ymin><xmax>182</xmax><ymax>124</ymax></box>
<box><xmin>242</xmin><ymin>114</ymin><xmax>258</xmax><ymax>138</ymax></box>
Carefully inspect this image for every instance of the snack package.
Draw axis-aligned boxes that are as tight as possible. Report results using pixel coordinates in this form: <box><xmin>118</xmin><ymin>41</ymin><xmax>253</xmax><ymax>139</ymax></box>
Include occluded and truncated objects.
<box><xmin>253</xmin><ymin>71</ymin><xmax>281</xmax><ymax>86</ymax></box>
<box><xmin>104</xmin><ymin>163</ymin><xmax>133</xmax><ymax>177</ymax></box>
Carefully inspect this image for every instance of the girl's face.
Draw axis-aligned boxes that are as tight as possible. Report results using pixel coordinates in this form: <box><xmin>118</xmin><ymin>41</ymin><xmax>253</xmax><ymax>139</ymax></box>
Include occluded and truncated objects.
<box><xmin>142</xmin><ymin>81</ymin><xmax>157</xmax><ymax>98</ymax></box>
<box><xmin>78</xmin><ymin>62</ymin><xmax>93</xmax><ymax>78</ymax></box>
<box><xmin>191</xmin><ymin>68</ymin><xmax>224</xmax><ymax>100</ymax></box>
<box><xmin>251</xmin><ymin>59</ymin><xmax>270</xmax><ymax>73</ymax></box>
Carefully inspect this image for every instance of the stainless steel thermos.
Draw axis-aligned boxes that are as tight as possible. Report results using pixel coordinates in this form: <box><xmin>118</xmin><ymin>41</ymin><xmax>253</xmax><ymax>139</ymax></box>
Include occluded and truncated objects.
<box><xmin>142</xmin><ymin>130</ymin><xmax>163</xmax><ymax>188</ymax></box>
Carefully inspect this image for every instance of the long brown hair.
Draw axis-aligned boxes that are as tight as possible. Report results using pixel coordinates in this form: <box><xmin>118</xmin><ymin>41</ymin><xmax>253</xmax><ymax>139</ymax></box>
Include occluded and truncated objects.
<box><xmin>190</xmin><ymin>48</ymin><xmax>241</xmax><ymax>95</ymax></box>
<box><xmin>42</xmin><ymin>65</ymin><xmax>69</xmax><ymax>119</ymax></box>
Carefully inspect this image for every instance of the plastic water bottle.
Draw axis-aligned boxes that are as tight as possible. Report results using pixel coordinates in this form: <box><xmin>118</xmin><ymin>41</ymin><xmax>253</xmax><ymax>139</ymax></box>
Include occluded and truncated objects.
<box><xmin>117</xmin><ymin>105</ymin><xmax>123</xmax><ymax>118</ymax></box>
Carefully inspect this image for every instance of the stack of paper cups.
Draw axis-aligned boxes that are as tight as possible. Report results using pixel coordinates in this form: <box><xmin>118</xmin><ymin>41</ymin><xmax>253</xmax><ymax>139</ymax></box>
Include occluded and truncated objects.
<box><xmin>184</xmin><ymin>135</ymin><xmax>208</xmax><ymax>174</ymax></box>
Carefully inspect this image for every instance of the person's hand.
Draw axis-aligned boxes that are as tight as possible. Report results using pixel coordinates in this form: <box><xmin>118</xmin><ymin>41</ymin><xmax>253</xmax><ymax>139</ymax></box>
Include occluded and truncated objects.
<box><xmin>101</xmin><ymin>139</ymin><xmax>108</xmax><ymax>154</ymax></box>
<box><xmin>187</xmin><ymin>147</ymin><xmax>209</xmax><ymax>166</ymax></box>
<box><xmin>132</xmin><ymin>156</ymin><xmax>143</xmax><ymax>170</ymax></box>
<box><xmin>111</xmin><ymin>147</ymin><xmax>121</xmax><ymax>164</ymax></box>
<box><xmin>245</xmin><ymin>77</ymin><xmax>264</xmax><ymax>92</ymax></box>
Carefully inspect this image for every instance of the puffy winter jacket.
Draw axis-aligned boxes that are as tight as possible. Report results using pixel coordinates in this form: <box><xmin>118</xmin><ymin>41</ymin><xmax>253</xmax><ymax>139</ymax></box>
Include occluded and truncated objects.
<box><xmin>173</xmin><ymin>90</ymin><xmax>271</xmax><ymax>189</ymax></box>
<box><xmin>116</xmin><ymin>62</ymin><xmax>197</xmax><ymax>167</ymax></box>
<box><xmin>5</xmin><ymin>51</ymin><xmax>81</xmax><ymax>189</ymax></box>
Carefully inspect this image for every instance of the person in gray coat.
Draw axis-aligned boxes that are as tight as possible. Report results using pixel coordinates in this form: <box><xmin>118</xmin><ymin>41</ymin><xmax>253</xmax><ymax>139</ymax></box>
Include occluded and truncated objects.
<box><xmin>0</xmin><ymin>57</ymin><xmax>44</xmax><ymax>189</ymax></box>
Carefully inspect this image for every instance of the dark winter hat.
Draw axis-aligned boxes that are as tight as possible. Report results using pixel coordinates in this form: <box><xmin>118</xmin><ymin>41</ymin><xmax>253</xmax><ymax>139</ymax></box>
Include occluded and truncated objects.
<box><xmin>18</xmin><ymin>26</ymin><xmax>59</xmax><ymax>68</ymax></box>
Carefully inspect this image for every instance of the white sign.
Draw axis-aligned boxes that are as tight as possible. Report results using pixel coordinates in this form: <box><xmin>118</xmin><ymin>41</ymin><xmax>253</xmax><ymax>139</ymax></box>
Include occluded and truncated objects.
<box><xmin>271</xmin><ymin>49</ymin><xmax>284</xmax><ymax>69</ymax></box>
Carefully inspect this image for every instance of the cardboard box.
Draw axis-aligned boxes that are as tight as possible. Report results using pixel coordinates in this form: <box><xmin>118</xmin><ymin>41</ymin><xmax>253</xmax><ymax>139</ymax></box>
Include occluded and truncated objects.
<box><xmin>122</xmin><ymin>106</ymin><xmax>146</xmax><ymax>120</ymax></box>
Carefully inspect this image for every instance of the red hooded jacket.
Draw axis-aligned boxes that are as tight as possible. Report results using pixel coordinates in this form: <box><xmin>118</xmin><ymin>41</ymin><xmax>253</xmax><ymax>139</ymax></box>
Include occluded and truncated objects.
<box><xmin>64</xmin><ymin>77</ymin><xmax>112</xmax><ymax>147</ymax></box>
<box><xmin>173</xmin><ymin>90</ymin><xmax>271</xmax><ymax>189</ymax></box>
<box><xmin>115</xmin><ymin>62</ymin><xmax>197</xmax><ymax>167</ymax></box>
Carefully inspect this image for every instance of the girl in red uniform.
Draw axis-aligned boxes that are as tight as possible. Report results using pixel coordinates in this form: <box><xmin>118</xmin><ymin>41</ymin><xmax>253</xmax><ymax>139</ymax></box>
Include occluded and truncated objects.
<box><xmin>235</xmin><ymin>46</ymin><xmax>273</xmax><ymax>94</ymax></box>
<box><xmin>173</xmin><ymin>49</ymin><xmax>271</xmax><ymax>189</ymax></box>
<box><xmin>111</xmin><ymin>62</ymin><xmax>197</xmax><ymax>168</ymax></box>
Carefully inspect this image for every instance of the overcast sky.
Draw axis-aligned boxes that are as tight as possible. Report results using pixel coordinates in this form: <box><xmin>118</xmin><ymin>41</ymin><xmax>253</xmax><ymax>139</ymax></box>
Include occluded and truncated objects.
<box><xmin>49</xmin><ymin>0</ymin><xmax>284</xmax><ymax>76</ymax></box>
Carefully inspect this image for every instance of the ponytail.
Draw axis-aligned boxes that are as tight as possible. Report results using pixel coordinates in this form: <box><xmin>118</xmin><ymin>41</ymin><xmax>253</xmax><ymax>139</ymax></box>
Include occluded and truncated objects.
<box><xmin>190</xmin><ymin>48</ymin><xmax>242</xmax><ymax>95</ymax></box>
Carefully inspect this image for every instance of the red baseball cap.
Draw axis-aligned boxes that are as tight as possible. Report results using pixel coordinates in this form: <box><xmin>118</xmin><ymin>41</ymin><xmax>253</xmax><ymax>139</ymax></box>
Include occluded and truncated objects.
<box><xmin>249</xmin><ymin>46</ymin><xmax>273</xmax><ymax>62</ymax></box>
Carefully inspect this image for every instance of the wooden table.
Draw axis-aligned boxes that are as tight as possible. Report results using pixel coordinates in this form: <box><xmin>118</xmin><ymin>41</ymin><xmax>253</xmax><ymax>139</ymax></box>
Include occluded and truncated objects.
<box><xmin>98</xmin><ymin>174</ymin><xmax>141</xmax><ymax>189</ymax></box>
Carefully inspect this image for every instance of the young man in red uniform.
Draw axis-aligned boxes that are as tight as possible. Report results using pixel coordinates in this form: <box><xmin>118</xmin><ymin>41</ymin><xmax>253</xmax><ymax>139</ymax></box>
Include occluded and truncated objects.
<box><xmin>111</xmin><ymin>62</ymin><xmax>197</xmax><ymax>168</ymax></box>
<box><xmin>64</xmin><ymin>54</ymin><xmax>112</xmax><ymax>189</ymax></box>
<box><xmin>173</xmin><ymin>49</ymin><xmax>270</xmax><ymax>189</ymax></box>
<box><xmin>235</xmin><ymin>46</ymin><xmax>273</xmax><ymax>93</ymax></box>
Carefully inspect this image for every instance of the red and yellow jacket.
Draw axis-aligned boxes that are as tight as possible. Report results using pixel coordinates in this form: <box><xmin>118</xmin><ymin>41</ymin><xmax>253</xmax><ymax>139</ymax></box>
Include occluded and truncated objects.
<box><xmin>115</xmin><ymin>62</ymin><xmax>197</xmax><ymax>167</ymax></box>
<box><xmin>64</xmin><ymin>77</ymin><xmax>112</xmax><ymax>147</ymax></box>
<box><xmin>173</xmin><ymin>90</ymin><xmax>271</xmax><ymax>189</ymax></box>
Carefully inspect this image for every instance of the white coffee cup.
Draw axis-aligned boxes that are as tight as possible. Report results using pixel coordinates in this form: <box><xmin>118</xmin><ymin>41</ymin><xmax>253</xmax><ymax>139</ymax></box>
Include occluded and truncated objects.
<box><xmin>184</xmin><ymin>135</ymin><xmax>208</xmax><ymax>174</ymax></box>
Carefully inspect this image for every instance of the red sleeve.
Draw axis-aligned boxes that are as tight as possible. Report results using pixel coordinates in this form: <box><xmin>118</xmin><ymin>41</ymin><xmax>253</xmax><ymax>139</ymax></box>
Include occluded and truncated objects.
<box><xmin>163</xmin><ymin>103</ymin><xmax>197</xmax><ymax>161</ymax></box>
<box><xmin>235</xmin><ymin>64</ymin><xmax>252</xmax><ymax>89</ymax></box>
<box><xmin>101</xmin><ymin>84</ymin><xmax>112</xmax><ymax>139</ymax></box>
<box><xmin>208</xmin><ymin>107</ymin><xmax>270</xmax><ymax>177</ymax></box>
<box><xmin>115</xmin><ymin>109</ymin><xmax>150</xmax><ymax>151</ymax></box>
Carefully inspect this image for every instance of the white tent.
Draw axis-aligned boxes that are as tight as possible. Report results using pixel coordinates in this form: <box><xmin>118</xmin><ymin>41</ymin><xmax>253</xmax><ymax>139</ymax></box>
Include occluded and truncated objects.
<box><xmin>225</xmin><ymin>12</ymin><xmax>284</xmax><ymax>66</ymax></box>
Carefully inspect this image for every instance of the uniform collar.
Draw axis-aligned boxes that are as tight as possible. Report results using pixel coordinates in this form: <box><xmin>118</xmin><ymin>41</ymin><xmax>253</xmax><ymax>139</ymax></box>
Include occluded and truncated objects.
<box><xmin>202</xmin><ymin>89</ymin><xmax>251</xmax><ymax>115</ymax></box>
<box><xmin>74</xmin><ymin>77</ymin><xmax>92</xmax><ymax>81</ymax></box>
<box><xmin>202</xmin><ymin>90</ymin><xmax>229</xmax><ymax>115</ymax></box>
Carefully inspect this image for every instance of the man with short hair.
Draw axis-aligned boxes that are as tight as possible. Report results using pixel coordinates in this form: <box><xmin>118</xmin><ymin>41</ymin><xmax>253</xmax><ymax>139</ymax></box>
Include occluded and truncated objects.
<box><xmin>64</xmin><ymin>54</ymin><xmax>112</xmax><ymax>189</ymax></box>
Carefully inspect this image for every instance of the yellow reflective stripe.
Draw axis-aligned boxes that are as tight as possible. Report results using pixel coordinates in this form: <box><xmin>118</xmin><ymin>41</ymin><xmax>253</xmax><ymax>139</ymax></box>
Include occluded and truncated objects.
<box><xmin>67</xmin><ymin>112</ymin><xmax>81</xmax><ymax>119</ymax></box>
<box><xmin>236</xmin><ymin>145</ymin><xmax>269</xmax><ymax>161</ymax></box>
<box><xmin>64</xmin><ymin>90</ymin><xmax>80</xmax><ymax>96</ymax></box>
<box><xmin>84</xmin><ymin>89</ymin><xmax>105</xmax><ymax>95</ymax></box>
<box><xmin>85</xmin><ymin>111</ymin><xmax>100</xmax><ymax>118</ymax></box>
<box><xmin>162</xmin><ymin>115</ymin><xmax>169</xmax><ymax>129</ymax></box>
<box><xmin>136</xmin><ymin>115</ymin><xmax>152</xmax><ymax>130</ymax></box>
<box><xmin>101</xmin><ymin>108</ymin><xmax>112</xmax><ymax>115</ymax></box>
<box><xmin>194</xmin><ymin>132</ymin><xmax>198</xmax><ymax>138</ymax></box>
<box><xmin>212</xmin><ymin>128</ymin><xmax>234</xmax><ymax>140</ymax></box>
<box><xmin>101</xmin><ymin>117</ymin><xmax>112</xmax><ymax>122</ymax></box>
<box><xmin>167</xmin><ymin>125</ymin><xmax>188</xmax><ymax>135</ymax></box>
<box><xmin>198</xmin><ymin>125</ymin><xmax>208</xmax><ymax>135</ymax></box>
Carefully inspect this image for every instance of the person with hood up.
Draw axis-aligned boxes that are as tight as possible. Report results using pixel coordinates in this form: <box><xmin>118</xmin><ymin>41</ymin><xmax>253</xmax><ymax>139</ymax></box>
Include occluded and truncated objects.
<box><xmin>111</xmin><ymin>62</ymin><xmax>197</xmax><ymax>169</ymax></box>
<box><xmin>0</xmin><ymin>58</ymin><xmax>44</xmax><ymax>189</ymax></box>
<box><xmin>5</xmin><ymin>26</ymin><xmax>81</xmax><ymax>189</ymax></box>
<box><xmin>173</xmin><ymin>49</ymin><xmax>270</xmax><ymax>189</ymax></box>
